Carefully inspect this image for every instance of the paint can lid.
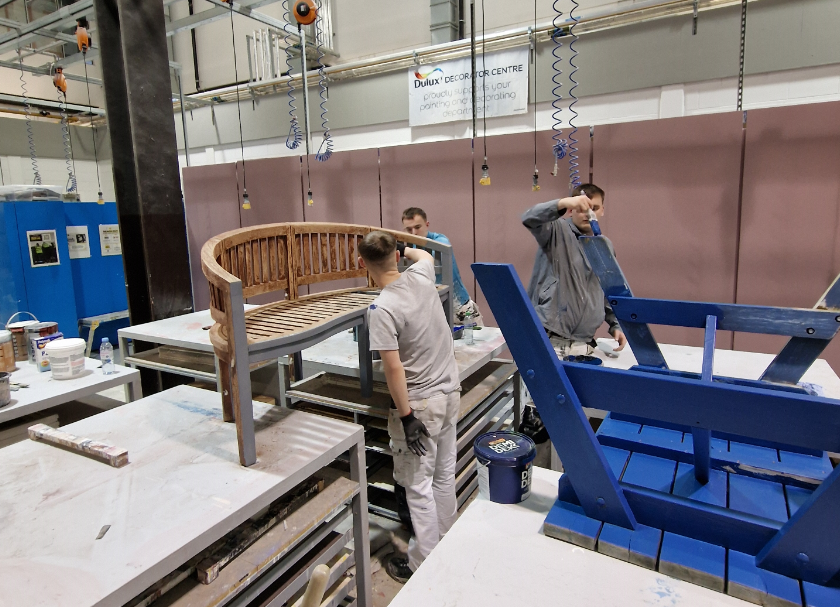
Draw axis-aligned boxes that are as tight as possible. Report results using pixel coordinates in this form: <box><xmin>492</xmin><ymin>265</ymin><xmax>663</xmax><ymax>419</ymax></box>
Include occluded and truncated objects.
<box><xmin>7</xmin><ymin>320</ymin><xmax>39</xmax><ymax>331</ymax></box>
<box><xmin>44</xmin><ymin>338</ymin><xmax>85</xmax><ymax>353</ymax></box>
<box><xmin>474</xmin><ymin>431</ymin><xmax>536</xmax><ymax>466</ymax></box>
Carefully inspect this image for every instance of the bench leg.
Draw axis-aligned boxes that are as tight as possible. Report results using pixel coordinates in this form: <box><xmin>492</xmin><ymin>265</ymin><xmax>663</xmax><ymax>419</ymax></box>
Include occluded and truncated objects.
<box><xmin>218</xmin><ymin>358</ymin><xmax>235</xmax><ymax>423</ymax></box>
<box><xmin>229</xmin><ymin>282</ymin><xmax>257</xmax><ymax>466</ymax></box>
<box><xmin>251</xmin><ymin>360</ymin><xmax>284</xmax><ymax>407</ymax></box>
<box><xmin>292</xmin><ymin>352</ymin><xmax>304</xmax><ymax>382</ymax></box>
<box><xmin>357</xmin><ymin>320</ymin><xmax>373</xmax><ymax>398</ymax></box>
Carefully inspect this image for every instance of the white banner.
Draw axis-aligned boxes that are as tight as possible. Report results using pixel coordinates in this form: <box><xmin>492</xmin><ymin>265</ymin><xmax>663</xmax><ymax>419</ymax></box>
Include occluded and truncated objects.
<box><xmin>408</xmin><ymin>48</ymin><xmax>529</xmax><ymax>127</ymax></box>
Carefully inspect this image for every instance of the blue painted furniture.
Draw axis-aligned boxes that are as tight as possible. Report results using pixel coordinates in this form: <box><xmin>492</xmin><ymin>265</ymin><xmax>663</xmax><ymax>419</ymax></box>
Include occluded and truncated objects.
<box><xmin>472</xmin><ymin>239</ymin><xmax>840</xmax><ymax>606</ymax></box>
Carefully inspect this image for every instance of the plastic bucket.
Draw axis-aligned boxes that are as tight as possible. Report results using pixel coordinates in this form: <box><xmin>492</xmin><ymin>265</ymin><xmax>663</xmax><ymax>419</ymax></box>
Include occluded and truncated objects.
<box><xmin>5</xmin><ymin>311</ymin><xmax>39</xmax><ymax>362</ymax></box>
<box><xmin>474</xmin><ymin>431</ymin><xmax>537</xmax><ymax>504</ymax></box>
<box><xmin>0</xmin><ymin>371</ymin><xmax>9</xmax><ymax>407</ymax></box>
<box><xmin>45</xmin><ymin>338</ymin><xmax>86</xmax><ymax>380</ymax></box>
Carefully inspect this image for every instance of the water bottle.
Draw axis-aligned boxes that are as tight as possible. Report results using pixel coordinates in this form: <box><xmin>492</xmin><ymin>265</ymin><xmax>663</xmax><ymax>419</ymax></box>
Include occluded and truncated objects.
<box><xmin>464</xmin><ymin>311</ymin><xmax>475</xmax><ymax>346</ymax></box>
<box><xmin>100</xmin><ymin>337</ymin><xmax>115</xmax><ymax>375</ymax></box>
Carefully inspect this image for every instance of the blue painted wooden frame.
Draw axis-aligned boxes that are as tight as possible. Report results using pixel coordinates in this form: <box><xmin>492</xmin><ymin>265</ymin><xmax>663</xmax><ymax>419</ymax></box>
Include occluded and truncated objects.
<box><xmin>472</xmin><ymin>261</ymin><xmax>840</xmax><ymax>585</ymax></box>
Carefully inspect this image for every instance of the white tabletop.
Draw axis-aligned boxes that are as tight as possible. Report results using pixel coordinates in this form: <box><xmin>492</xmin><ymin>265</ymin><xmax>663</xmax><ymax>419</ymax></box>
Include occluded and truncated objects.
<box><xmin>592</xmin><ymin>338</ymin><xmax>840</xmax><ymax>398</ymax></box>
<box><xmin>118</xmin><ymin>309</ymin><xmax>220</xmax><ymax>352</ymax></box>
<box><xmin>302</xmin><ymin>327</ymin><xmax>507</xmax><ymax>382</ymax></box>
<box><xmin>0</xmin><ymin>358</ymin><xmax>140</xmax><ymax>424</ymax></box>
<box><xmin>0</xmin><ymin>384</ymin><xmax>363</xmax><ymax>607</ymax></box>
<box><xmin>390</xmin><ymin>466</ymin><xmax>750</xmax><ymax>607</ymax></box>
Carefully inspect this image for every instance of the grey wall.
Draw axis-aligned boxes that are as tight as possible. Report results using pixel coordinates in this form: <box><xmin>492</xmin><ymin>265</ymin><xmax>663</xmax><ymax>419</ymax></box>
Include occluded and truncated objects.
<box><xmin>173</xmin><ymin>0</ymin><xmax>840</xmax><ymax>151</ymax></box>
<box><xmin>0</xmin><ymin>115</ymin><xmax>111</xmax><ymax>161</ymax></box>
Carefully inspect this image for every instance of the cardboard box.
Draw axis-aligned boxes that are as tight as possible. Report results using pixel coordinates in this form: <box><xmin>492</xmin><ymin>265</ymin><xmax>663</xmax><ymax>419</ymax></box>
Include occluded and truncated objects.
<box><xmin>33</xmin><ymin>333</ymin><xmax>63</xmax><ymax>372</ymax></box>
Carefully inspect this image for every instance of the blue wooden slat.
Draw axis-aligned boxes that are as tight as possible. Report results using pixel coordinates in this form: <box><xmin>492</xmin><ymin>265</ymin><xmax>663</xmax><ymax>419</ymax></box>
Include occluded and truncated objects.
<box><xmin>473</xmin><ymin>262</ymin><xmax>636</xmax><ymax>528</ymax></box>
<box><xmin>598</xmin><ymin>453</ymin><xmax>676</xmax><ymax>569</ymax></box>
<box><xmin>639</xmin><ymin>424</ymin><xmax>685</xmax><ymax>450</ymax></box>
<box><xmin>578</xmin><ymin>236</ymin><xmax>668</xmax><ymax>369</ymax></box>
<box><xmin>729</xmin><ymin>441</ymin><xmax>780</xmax><ymax>467</ymax></box>
<box><xmin>563</xmin><ymin>364</ymin><xmax>840</xmax><ymax>454</ymax></box>
<box><xmin>727</xmin><ymin>475</ymin><xmax>802</xmax><ymax>606</ymax></box>
<box><xmin>596</xmin><ymin>416</ymin><xmax>642</xmax><ymax>442</ymax></box>
<box><xmin>785</xmin><ymin>485</ymin><xmax>840</xmax><ymax>607</ymax></box>
<box><xmin>659</xmin><ymin>463</ymin><xmax>727</xmax><ymax>592</ymax></box>
<box><xmin>779</xmin><ymin>451</ymin><xmax>833</xmax><ymax>481</ymax></box>
<box><xmin>608</xmin><ymin>296</ymin><xmax>839</xmax><ymax>340</ymax></box>
<box><xmin>758</xmin><ymin>465</ymin><xmax>840</xmax><ymax>585</ymax></box>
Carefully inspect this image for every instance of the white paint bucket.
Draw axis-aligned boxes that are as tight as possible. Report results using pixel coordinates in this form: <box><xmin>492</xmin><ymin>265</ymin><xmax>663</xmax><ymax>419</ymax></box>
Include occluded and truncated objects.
<box><xmin>45</xmin><ymin>338</ymin><xmax>86</xmax><ymax>380</ymax></box>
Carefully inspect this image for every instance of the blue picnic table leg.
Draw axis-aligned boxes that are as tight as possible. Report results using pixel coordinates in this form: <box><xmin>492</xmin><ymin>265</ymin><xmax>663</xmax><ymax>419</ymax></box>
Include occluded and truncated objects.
<box><xmin>473</xmin><ymin>262</ymin><xmax>637</xmax><ymax>530</ymax></box>
<box><xmin>691</xmin><ymin>315</ymin><xmax>716</xmax><ymax>484</ymax></box>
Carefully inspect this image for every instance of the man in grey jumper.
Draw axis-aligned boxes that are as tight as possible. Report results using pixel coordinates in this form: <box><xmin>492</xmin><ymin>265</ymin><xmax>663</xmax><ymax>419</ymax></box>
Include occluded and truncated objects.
<box><xmin>521</xmin><ymin>183</ymin><xmax>627</xmax><ymax>357</ymax></box>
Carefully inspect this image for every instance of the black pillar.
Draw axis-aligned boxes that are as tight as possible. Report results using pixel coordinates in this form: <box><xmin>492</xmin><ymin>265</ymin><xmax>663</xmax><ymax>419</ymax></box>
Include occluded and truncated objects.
<box><xmin>95</xmin><ymin>0</ymin><xmax>194</xmax><ymax>395</ymax></box>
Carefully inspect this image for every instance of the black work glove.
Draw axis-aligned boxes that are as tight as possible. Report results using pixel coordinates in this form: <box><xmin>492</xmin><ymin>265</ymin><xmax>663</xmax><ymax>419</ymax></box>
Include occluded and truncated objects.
<box><xmin>396</xmin><ymin>242</ymin><xmax>406</xmax><ymax>258</ymax></box>
<box><xmin>400</xmin><ymin>411</ymin><xmax>430</xmax><ymax>456</ymax></box>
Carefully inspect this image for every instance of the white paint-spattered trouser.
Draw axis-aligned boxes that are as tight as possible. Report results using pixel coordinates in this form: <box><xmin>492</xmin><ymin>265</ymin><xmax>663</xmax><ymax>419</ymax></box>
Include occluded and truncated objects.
<box><xmin>388</xmin><ymin>391</ymin><xmax>460</xmax><ymax>572</ymax></box>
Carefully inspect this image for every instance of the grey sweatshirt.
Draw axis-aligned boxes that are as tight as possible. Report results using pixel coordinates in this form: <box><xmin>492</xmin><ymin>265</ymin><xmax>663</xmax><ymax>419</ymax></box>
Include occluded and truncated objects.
<box><xmin>521</xmin><ymin>200</ymin><xmax>619</xmax><ymax>342</ymax></box>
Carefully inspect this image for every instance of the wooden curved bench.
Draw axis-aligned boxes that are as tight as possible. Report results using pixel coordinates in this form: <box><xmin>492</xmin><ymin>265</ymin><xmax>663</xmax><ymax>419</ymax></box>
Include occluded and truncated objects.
<box><xmin>202</xmin><ymin>222</ymin><xmax>454</xmax><ymax>466</ymax></box>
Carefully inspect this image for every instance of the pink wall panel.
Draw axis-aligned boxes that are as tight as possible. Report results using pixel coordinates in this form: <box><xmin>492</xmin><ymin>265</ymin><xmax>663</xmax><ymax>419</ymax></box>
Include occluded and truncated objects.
<box><xmin>306</xmin><ymin>148</ymin><xmax>382</xmax><ymax>294</ymax></box>
<box><xmin>236</xmin><ymin>157</ymin><xmax>304</xmax><ymax>227</ymax></box>
<box><xmin>379</xmin><ymin>139</ymin><xmax>475</xmax><ymax>299</ymax></box>
<box><xmin>182</xmin><ymin>163</ymin><xmax>240</xmax><ymax>311</ymax></box>
<box><xmin>474</xmin><ymin>130</ymin><xmax>591</xmax><ymax>327</ymax></box>
<box><xmin>594</xmin><ymin>113</ymin><xmax>744</xmax><ymax>347</ymax></box>
<box><xmin>733</xmin><ymin>102</ymin><xmax>840</xmax><ymax>372</ymax></box>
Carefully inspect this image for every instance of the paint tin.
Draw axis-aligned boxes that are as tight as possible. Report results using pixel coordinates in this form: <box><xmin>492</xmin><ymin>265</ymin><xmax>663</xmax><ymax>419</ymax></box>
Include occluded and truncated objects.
<box><xmin>0</xmin><ymin>330</ymin><xmax>14</xmax><ymax>373</ymax></box>
<box><xmin>474</xmin><ymin>431</ymin><xmax>536</xmax><ymax>504</ymax></box>
<box><xmin>25</xmin><ymin>322</ymin><xmax>58</xmax><ymax>363</ymax></box>
<box><xmin>5</xmin><ymin>311</ymin><xmax>39</xmax><ymax>362</ymax></box>
<box><xmin>0</xmin><ymin>372</ymin><xmax>9</xmax><ymax>408</ymax></box>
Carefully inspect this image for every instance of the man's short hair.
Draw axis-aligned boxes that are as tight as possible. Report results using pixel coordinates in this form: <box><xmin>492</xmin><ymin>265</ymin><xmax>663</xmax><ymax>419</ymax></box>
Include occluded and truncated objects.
<box><xmin>358</xmin><ymin>231</ymin><xmax>396</xmax><ymax>266</ymax></box>
<box><xmin>402</xmin><ymin>207</ymin><xmax>427</xmax><ymax>222</ymax></box>
<box><xmin>573</xmin><ymin>183</ymin><xmax>605</xmax><ymax>201</ymax></box>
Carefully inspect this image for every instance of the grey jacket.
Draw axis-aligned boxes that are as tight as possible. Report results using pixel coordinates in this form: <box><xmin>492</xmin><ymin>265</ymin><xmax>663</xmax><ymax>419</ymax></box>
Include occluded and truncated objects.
<box><xmin>522</xmin><ymin>200</ymin><xmax>619</xmax><ymax>342</ymax></box>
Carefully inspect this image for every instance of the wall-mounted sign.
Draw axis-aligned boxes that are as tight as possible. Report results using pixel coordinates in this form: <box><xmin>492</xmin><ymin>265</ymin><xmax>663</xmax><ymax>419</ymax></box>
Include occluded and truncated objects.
<box><xmin>26</xmin><ymin>230</ymin><xmax>60</xmax><ymax>267</ymax></box>
<box><xmin>99</xmin><ymin>224</ymin><xmax>122</xmax><ymax>256</ymax></box>
<box><xmin>408</xmin><ymin>47</ymin><xmax>529</xmax><ymax>127</ymax></box>
<box><xmin>66</xmin><ymin>225</ymin><xmax>91</xmax><ymax>259</ymax></box>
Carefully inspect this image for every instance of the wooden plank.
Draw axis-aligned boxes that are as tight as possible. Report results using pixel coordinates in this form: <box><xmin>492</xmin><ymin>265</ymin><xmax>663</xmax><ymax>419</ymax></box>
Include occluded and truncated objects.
<box><xmin>329</xmin><ymin>233</ymin><xmax>338</xmax><ymax>273</ymax></box>
<box><xmin>730</xmin><ymin>441</ymin><xmax>780</xmax><ymax>467</ymax></box>
<box><xmin>168</xmin><ymin>477</ymin><xmax>359</xmax><ymax>607</ymax></box>
<box><xmin>727</xmin><ymin>475</ymin><xmax>801</xmax><ymax>607</ymax></box>
<box><xmin>260</xmin><ymin>239</ymin><xmax>269</xmax><ymax>285</ymax></box>
<box><xmin>28</xmin><ymin>423</ymin><xmax>129</xmax><ymax>468</ymax></box>
<box><xmin>320</xmin><ymin>233</ymin><xmax>330</xmax><ymax>275</ymax></box>
<box><xmin>338</xmin><ymin>233</ymin><xmax>346</xmax><ymax>272</ymax></box>
<box><xmin>296</xmin><ymin>270</ymin><xmax>368</xmax><ymax>286</ymax></box>
<box><xmin>659</xmin><ymin>462</ymin><xmax>727</xmax><ymax>592</ymax></box>
<box><xmin>598</xmin><ymin>452</ymin><xmax>675</xmax><ymax>569</ymax></box>
<box><xmin>278</xmin><ymin>236</ymin><xmax>288</xmax><ymax>282</ymax></box>
<box><xmin>778</xmin><ymin>450</ymin><xmax>833</xmax><ymax>482</ymax></box>
<box><xmin>348</xmin><ymin>235</ymin><xmax>357</xmax><ymax>270</ymax></box>
<box><xmin>305</xmin><ymin>234</ymin><xmax>314</xmax><ymax>276</ymax></box>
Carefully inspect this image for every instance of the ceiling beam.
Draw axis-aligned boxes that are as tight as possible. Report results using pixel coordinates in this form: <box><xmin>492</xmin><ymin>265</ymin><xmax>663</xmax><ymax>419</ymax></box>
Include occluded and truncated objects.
<box><xmin>0</xmin><ymin>0</ymin><xmax>94</xmax><ymax>54</ymax></box>
<box><xmin>0</xmin><ymin>57</ymin><xmax>102</xmax><ymax>85</ymax></box>
<box><xmin>165</xmin><ymin>0</ymin><xmax>292</xmax><ymax>37</ymax></box>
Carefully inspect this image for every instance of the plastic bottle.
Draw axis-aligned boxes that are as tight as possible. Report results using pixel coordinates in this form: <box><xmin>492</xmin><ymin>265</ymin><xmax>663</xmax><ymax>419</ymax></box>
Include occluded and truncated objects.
<box><xmin>100</xmin><ymin>337</ymin><xmax>115</xmax><ymax>375</ymax></box>
<box><xmin>464</xmin><ymin>311</ymin><xmax>475</xmax><ymax>346</ymax></box>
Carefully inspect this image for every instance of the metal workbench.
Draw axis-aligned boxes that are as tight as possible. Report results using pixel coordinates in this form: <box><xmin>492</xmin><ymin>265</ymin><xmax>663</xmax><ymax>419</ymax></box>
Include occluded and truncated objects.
<box><xmin>0</xmin><ymin>384</ymin><xmax>371</xmax><ymax>607</ymax></box>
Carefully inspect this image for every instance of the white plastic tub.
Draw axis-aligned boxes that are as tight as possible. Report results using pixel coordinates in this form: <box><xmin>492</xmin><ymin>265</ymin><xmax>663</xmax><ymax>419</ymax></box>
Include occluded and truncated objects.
<box><xmin>44</xmin><ymin>338</ymin><xmax>86</xmax><ymax>380</ymax></box>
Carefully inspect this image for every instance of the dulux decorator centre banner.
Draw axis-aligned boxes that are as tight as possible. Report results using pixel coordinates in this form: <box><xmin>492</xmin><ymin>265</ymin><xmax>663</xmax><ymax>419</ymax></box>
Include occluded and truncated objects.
<box><xmin>408</xmin><ymin>47</ymin><xmax>529</xmax><ymax>127</ymax></box>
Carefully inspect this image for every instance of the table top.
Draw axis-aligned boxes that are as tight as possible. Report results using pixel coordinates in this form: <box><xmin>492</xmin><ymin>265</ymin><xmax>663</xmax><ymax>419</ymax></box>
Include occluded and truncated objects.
<box><xmin>592</xmin><ymin>338</ymin><xmax>840</xmax><ymax>398</ymax></box>
<box><xmin>0</xmin><ymin>385</ymin><xmax>363</xmax><ymax>607</ymax></box>
<box><xmin>390</xmin><ymin>466</ymin><xmax>750</xmax><ymax>607</ymax></box>
<box><xmin>301</xmin><ymin>327</ymin><xmax>507</xmax><ymax>382</ymax></box>
<box><xmin>118</xmin><ymin>309</ymin><xmax>221</xmax><ymax>352</ymax></box>
<box><xmin>0</xmin><ymin>358</ymin><xmax>139</xmax><ymax>424</ymax></box>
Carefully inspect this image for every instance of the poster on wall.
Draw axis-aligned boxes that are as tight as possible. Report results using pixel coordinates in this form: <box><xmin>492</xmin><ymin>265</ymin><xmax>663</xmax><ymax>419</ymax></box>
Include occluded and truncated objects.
<box><xmin>26</xmin><ymin>230</ymin><xmax>60</xmax><ymax>267</ymax></box>
<box><xmin>66</xmin><ymin>226</ymin><xmax>91</xmax><ymax>259</ymax></box>
<box><xmin>408</xmin><ymin>47</ymin><xmax>529</xmax><ymax>127</ymax></box>
<box><xmin>99</xmin><ymin>224</ymin><xmax>122</xmax><ymax>256</ymax></box>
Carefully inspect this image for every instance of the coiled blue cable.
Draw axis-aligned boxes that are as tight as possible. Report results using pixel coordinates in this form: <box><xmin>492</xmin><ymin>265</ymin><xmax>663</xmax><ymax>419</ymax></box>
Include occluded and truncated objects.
<box><xmin>551</xmin><ymin>0</ymin><xmax>568</xmax><ymax>166</ymax></box>
<box><xmin>17</xmin><ymin>51</ymin><xmax>41</xmax><ymax>185</ymax></box>
<box><xmin>58</xmin><ymin>90</ymin><xmax>77</xmax><ymax>194</ymax></box>
<box><xmin>567</xmin><ymin>0</ymin><xmax>581</xmax><ymax>192</ymax></box>
<box><xmin>314</xmin><ymin>0</ymin><xmax>332</xmax><ymax>162</ymax></box>
<box><xmin>283</xmin><ymin>0</ymin><xmax>302</xmax><ymax>150</ymax></box>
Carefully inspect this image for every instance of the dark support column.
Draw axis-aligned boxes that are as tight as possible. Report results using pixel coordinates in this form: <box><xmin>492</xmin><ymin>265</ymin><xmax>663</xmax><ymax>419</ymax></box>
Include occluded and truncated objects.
<box><xmin>95</xmin><ymin>0</ymin><xmax>194</xmax><ymax>395</ymax></box>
